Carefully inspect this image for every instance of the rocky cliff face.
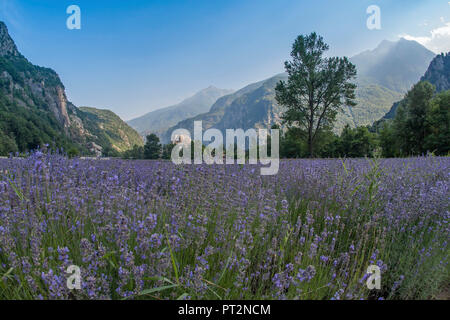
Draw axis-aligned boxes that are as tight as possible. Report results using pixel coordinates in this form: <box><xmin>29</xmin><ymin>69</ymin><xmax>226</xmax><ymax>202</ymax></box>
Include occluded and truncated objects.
<box><xmin>0</xmin><ymin>35</ymin><xmax>72</xmax><ymax>130</ymax></box>
<box><xmin>0</xmin><ymin>21</ymin><xmax>141</xmax><ymax>156</ymax></box>
<box><xmin>421</xmin><ymin>52</ymin><xmax>450</xmax><ymax>93</ymax></box>
<box><xmin>0</xmin><ymin>22</ymin><xmax>20</xmax><ymax>57</ymax></box>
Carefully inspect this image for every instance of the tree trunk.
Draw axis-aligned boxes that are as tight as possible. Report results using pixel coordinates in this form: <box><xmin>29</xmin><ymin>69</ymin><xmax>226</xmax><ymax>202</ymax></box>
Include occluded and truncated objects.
<box><xmin>308</xmin><ymin>117</ymin><xmax>314</xmax><ymax>158</ymax></box>
<box><xmin>308</xmin><ymin>137</ymin><xmax>313</xmax><ymax>158</ymax></box>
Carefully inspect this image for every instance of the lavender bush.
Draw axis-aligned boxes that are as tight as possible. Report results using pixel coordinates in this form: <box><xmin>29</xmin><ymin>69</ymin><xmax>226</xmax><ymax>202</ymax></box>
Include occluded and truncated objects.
<box><xmin>0</xmin><ymin>151</ymin><xmax>448</xmax><ymax>300</ymax></box>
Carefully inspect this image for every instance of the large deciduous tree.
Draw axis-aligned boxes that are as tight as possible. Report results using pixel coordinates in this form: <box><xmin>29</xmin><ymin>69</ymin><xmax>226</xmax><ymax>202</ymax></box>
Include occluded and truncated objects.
<box><xmin>275</xmin><ymin>33</ymin><xmax>357</xmax><ymax>157</ymax></box>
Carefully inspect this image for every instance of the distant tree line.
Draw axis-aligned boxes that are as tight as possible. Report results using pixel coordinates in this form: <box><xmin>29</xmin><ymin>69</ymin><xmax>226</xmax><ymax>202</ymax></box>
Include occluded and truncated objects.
<box><xmin>276</xmin><ymin>124</ymin><xmax>378</xmax><ymax>159</ymax></box>
<box><xmin>122</xmin><ymin>134</ymin><xmax>175</xmax><ymax>160</ymax></box>
<box><xmin>122</xmin><ymin>78</ymin><xmax>448</xmax><ymax>161</ymax></box>
<box><xmin>377</xmin><ymin>82</ymin><xmax>449</xmax><ymax>157</ymax></box>
<box><xmin>276</xmin><ymin>83</ymin><xmax>449</xmax><ymax>159</ymax></box>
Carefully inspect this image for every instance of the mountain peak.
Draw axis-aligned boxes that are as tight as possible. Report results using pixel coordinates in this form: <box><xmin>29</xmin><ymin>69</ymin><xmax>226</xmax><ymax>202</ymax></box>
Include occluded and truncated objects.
<box><xmin>0</xmin><ymin>21</ymin><xmax>20</xmax><ymax>57</ymax></box>
<box><xmin>377</xmin><ymin>39</ymin><xmax>395</xmax><ymax>49</ymax></box>
<box><xmin>199</xmin><ymin>85</ymin><xmax>233</xmax><ymax>94</ymax></box>
<box><xmin>351</xmin><ymin>38</ymin><xmax>436</xmax><ymax>92</ymax></box>
<box><xmin>128</xmin><ymin>86</ymin><xmax>234</xmax><ymax>136</ymax></box>
<box><xmin>186</xmin><ymin>86</ymin><xmax>234</xmax><ymax>102</ymax></box>
<box><xmin>398</xmin><ymin>37</ymin><xmax>419</xmax><ymax>44</ymax></box>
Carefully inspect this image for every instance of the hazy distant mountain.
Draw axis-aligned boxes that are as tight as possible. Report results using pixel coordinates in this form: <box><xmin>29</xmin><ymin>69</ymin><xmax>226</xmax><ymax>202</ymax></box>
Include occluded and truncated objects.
<box><xmin>162</xmin><ymin>74</ymin><xmax>287</xmax><ymax>143</ymax></box>
<box><xmin>351</xmin><ymin>38</ymin><xmax>435</xmax><ymax>92</ymax></box>
<box><xmin>128</xmin><ymin>86</ymin><xmax>234</xmax><ymax>137</ymax></box>
<box><xmin>214</xmin><ymin>75</ymin><xmax>287</xmax><ymax>132</ymax></box>
<box><xmin>162</xmin><ymin>74</ymin><xmax>402</xmax><ymax>143</ymax></box>
<box><xmin>335</xmin><ymin>78</ymin><xmax>404</xmax><ymax>130</ymax></box>
<box><xmin>0</xmin><ymin>21</ymin><xmax>141</xmax><ymax>156</ymax></box>
<box><xmin>380</xmin><ymin>52</ymin><xmax>449</xmax><ymax>121</ymax></box>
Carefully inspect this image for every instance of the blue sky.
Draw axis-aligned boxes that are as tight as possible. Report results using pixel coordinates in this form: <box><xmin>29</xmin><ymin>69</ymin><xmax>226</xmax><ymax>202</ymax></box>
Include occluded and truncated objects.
<box><xmin>1</xmin><ymin>0</ymin><xmax>449</xmax><ymax>120</ymax></box>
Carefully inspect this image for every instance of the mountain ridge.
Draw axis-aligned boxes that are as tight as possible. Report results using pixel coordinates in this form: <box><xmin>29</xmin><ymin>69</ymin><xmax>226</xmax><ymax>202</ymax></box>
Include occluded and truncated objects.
<box><xmin>127</xmin><ymin>86</ymin><xmax>234</xmax><ymax>137</ymax></box>
<box><xmin>161</xmin><ymin>74</ymin><xmax>287</xmax><ymax>143</ymax></box>
<box><xmin>350</xmin><ymin>37</ymin><xmax>436</xmax><ymax>92</ymax></box>
<box><xmin>78</xmin><ymin>107</ymin><xmax>143</xmax><ymax>154</ymax></box>
<box><xmin>0</xmin><ymin>22</ymin><xmax>20</xmax><ymax>57</ymax></box>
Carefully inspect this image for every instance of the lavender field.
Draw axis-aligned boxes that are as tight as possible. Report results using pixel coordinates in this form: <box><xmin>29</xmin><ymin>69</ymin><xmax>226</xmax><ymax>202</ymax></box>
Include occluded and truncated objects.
<box><xmin>0</xmin><ymin>152</ymin><xmax>448</xmax><ymax>300</ymax></box>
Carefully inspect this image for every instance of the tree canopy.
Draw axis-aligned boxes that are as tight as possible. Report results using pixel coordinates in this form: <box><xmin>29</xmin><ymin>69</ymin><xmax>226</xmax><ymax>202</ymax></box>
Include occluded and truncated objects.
<box><xmin>144</xmin><ymin>134</ymin><xmax>162</xmax><ymax>159</ymax></box>
<box><xmin>379</xmin><ymin>82</ymin><xmax>449</xmax><ymax>157</ymax></box>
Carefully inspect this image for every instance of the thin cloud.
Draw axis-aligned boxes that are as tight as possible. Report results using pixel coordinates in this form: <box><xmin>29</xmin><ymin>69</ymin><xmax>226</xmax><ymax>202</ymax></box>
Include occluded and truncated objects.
<box><xmin>401</xmin><ymin>20</ymin><xmax>450</xmax><ymax>54</ymax></box>
<box><xmin>0</xmin><ymin>0</ymin><xmax>23</xmax><ymax>30</ymax></box>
